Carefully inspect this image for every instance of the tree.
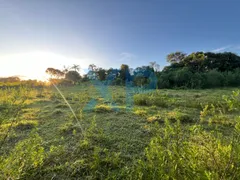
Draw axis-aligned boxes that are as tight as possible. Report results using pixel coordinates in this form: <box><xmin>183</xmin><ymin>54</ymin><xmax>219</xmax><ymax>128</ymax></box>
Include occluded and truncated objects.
<box><xmin>174</xmin><ymin>67</ymin><xmax>193</xmax><ymax>87</ymax></box>
<box><xmin>183</xmin><ymin>52</ymin><xmax>206</xmax><ymax>72</ymax></box>
<box><xmin>133</xmin><ymin>76</ymin><xmax>149</xmax><ymax>87</ymax></box>
<box><xmin>87</xmin><ymin>64</ymin><xmax>98</xmax><ymax>80</ymax></box>
<box><xmin>0</xmin><ymin>76</ymin><xmax>20</xmax><ymax>83</ymax></box>
<box><xmin>134</xmin><ymin>66</ymin><xmax>154</xmax><ymax>78</ymax></box>
<box><xmin>71</xmin><ymin>64</ymin><xmax>80</xmax><ymax>72</ymax></box>
<box><xmin>106</xmin><ymin>68</ymin><xmax>119</xmax><ymax>81</ymax></box>
<box><xmin>62</xmin><ymin>65</ymin><xmax>70</xmax><ymax>74</ymax></box>
<box><xmin>204</xmin><ymin>52</ymin><xmax>240</xmax><ymax>72</ymax></box>
<box><xmin>149</xmin><ymin>61</ymin><xmax>160</xmax><ymax>72</ymax></box>
<box><xmin>88</xmin><ymin>64</ymin><xmax>97</xmax><ymax>72</ymax></box>
<box><xmin>96</xmin><ymin>68</ymin><xmax>107</xmax><ymax>81</ymax></box>
<box><xmin>82</xmin><ymin>74</ymin><xmax>90</xmax><ymax>82</ymax></box>
<box><xmin>133</xmin><ymin>66</ymin><xmax>155</xmax><ymax>87</ymax></box>
<box><xmin>120</xmin><ymin>64</ymin><xmax>131</xmax><ymax>81</ymax></box>
<box><xmin>65</xmin><ymin>71</ymin><xmax>81</xmax><ymax>84</ymax></box>
<box><xmin>45</xmin><ymin>68</ymin><xmax>64</xmax><ymax>79</ymax></box>
<box><xmin>167</xmin><ymin>52</ymin><xmax>187</xmax><ymax>64</ymax></box>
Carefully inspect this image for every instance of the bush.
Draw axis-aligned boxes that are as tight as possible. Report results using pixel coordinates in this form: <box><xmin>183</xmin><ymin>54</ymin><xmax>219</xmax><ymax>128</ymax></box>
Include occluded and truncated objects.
<box><xmin>147</xmin><ymin>115</ymin><xmax>162</xmax><ymax>123</ymax></box>
<box><xmin>131</xmin><ymin>121</ymin><xmax>240</xmax><ymax>179</ymax></box>
<box><xmin>14</xmin><ymin>120</ymin><xmax>38</xmax><ymax>130</ymax></box>
<box><xmin>174</xmin><ymin>67</ymin><xmax>193</xmax><ymax>87</ymax></box>
<box><xmin>149</xmin><ymin>97</ymin><xmax>168</xmax><ymax>108</ymax></box>
<box><xmin>190</xmin><ymin>72</ymin><xmax>205</xmax><ymax>88</ymax></box>
<box><xmin>204</xmin><ymin>69</ymin><xmax>224</xmax><ymax>88</ymax></box>
<box><xmin>134</xmin><ymin>109</ymin><xmax>147</xmax><ymax>117</ymax></box>
<box><xmin>133</xmin><ymin>94</ymin><xmax>148</xmax><ymax>106</ymax></box>
<box><xmin>95</xmin><ymin>104</ymin><xmax>112</xmax><ymax>113</ymax></box>
<box><xmin>0</xmin><ymin>120</ymin><xmax>38</xmax><ymax>131</ymax></box>
<box><xmin>166</xmin><ymin>111</ymin><xmax>193</xmax><ymax>123</ymax></box>
<box><xmin>133</xmin><ymin>94</ymin><xmax>168</xmax><ymax>107</ymax></box>
<box><xmin>59</xmin><ymin>122</ymin><xmax>81</xmax><ymax>135</ymax></box>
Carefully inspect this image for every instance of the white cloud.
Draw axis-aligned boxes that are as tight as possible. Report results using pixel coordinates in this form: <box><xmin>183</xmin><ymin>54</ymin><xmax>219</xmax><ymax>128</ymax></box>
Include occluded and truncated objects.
<box><xmin>211</xmin><ymin>45</ymin><xmax>231</xmax><ymax>53</ymax></box>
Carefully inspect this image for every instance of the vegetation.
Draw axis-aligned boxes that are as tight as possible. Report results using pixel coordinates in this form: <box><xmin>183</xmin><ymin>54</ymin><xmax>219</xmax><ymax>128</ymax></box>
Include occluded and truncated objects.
<box><xmin>1</xmin><ymin>51</ymin><xmax>240</xmax><ymax>179</ymax></box>
<box><xmin>158</xmin><ymin>51</ymin><xmax>240</xmax><ymax>89</ymax></box>
<box><xmin>40</xmin><ymin>51</ymin><xmax>240</xmax><ymax>89</ymax></box>
<box><xmin>1</xmin><ymin>83</ymin><xmax>240</xmax><ymax>179</ymax></box>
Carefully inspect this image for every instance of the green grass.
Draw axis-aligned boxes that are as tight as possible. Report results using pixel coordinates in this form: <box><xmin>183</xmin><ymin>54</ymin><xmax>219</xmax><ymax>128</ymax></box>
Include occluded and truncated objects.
<box><xmin>0</xmin><ymin>85</ymin><xmax>240</xmax><ymax>179</ymax></box>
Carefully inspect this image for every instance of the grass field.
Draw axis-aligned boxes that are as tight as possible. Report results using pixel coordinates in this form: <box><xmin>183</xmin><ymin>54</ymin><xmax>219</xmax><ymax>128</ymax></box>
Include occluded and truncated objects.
<box><xmin>0</xmin><ymin>84</ymin><xmax>240</xmax><ymax>179</ymax></box>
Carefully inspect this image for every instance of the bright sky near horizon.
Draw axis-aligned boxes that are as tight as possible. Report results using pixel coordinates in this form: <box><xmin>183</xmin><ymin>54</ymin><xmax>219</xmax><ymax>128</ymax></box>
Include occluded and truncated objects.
<box><xmin>1</xmin><ymin>0</ymin><xmax>240</xmax><ymax>80</ymax></box>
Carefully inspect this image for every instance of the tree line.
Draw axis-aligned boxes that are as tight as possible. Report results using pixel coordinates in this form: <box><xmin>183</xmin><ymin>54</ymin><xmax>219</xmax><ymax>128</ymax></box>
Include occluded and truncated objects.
<box><xmin>45</xmin><ymin>62</ymin><xmax>160</xmax><ymax>88</ymax></box>
<box><xmin>44</xmin><ymin>51</ymin><xmax>240</xmax><ymax>89</ymax></box>
<box><xmin>2</xmin><ymin>51</ymin><xmax>240</xmax><ymax>89</ymax></box>
<box><xmin>161</xmin><ymin>51</ymin><xmax>240</xmax><ymax>88</ymax></box>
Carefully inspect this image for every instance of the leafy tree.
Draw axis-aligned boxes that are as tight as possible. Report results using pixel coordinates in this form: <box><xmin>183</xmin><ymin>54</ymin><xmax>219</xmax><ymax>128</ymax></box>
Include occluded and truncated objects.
<box><xmin>162</xmin><ymin>61</ymin><xmax>184</xmax><ymax>72</ymax></box>
<box><xmin>96</xmin><ymin>68</ymin><xmax>107</xmax><ymax>81</ymax></box>
<box><xmin>224</xmin><ymin>69</ymin><xmax>240</xmax><ymax>87</ymax></box>
<box><xmin>174</xmin><ymin>67</ymin><xmax>193</xmax><ymax>87</ymax></box>
<box><xmin>71</xmin><ymin>64</ymin><xmax>80</xmax><ymax>72</ymax></box>
<box><xmin>114</xmin><ymin>77</ymin><xmax>123</xmax><ymax>85</ymax></box>
<box><xmin>106</xmin><ymin>68</ymin><xmax>119</xmax><ymax>82</ymax></box>
<box><xmin>149</xmin><ymin>61</ymin><xmax>160</xmax><ymax>72</ymax></box>
<box><xmin>45</xmin><ymin>68</ymin><xmax>64</xmax><ymax>79</ymax></box>
<box><xmin>87</xmin><ymin>64</ymin><xmax>98</xmax><ymax>80</ymax></box>
<box><xmin>65</xmin><ymin>71</ymin><xmax>81</xmax><ymax>84</ymax></box>
<box><xmin>0</xmin><ymin>76</ymin><xmax>20</xmax><ymax>83</ymax></box>
<box><xmin>133</xmin><ymin>76</ymin><xmax>149</xmax><ymax>87</ymax></box>
<box><xmin>134</xmin><ymin>66</ymin><xmax>154</xmax><ymax>77</ymax></box>
<box><xmin>183</xmin><ymin>52</ymin><xmax>206</xmax><ymax>72</ymax></box>
<box><xmin>204</xmin><ymin>69</ymin><xmax>224</xmax><ymax>88</ymax></box>
<box><xmin>204</xmin><ymin>52</ymin><xmax>240</xmax><ymax>72</ymax></box>
<box><xmin>190</xmin><ymin>72</ymin><xmax>205</xmax><ymax>88</ymax></box>
<box><xmin>133</xmin><ymin>66</ymin><xmax>155</xmax><ymax>87</ymax></box>
<box><xmin>62</xmin><ymin>65</ymin><xmax>70</xmax><ymax>74</ymax></box>
<box><xmin>82</xmin><ymin>74</ymin><xmax>90</xmax><ymax>82</ymax></box>
<box><xmin>167</xmin><ymin>52</ymin><xmax>186</xmax><ymax>64</ymax></box>
<box><xmin>120</xmin><ymin>64</ymin><xmax>131</xmax><ymax>81</ymax></box>
<box><xmin>88</xmin><ymin>64</ymin><xmax>97</xmax><ymax>71</ymax></box>
<box><xmin>157</xmin><ymin>77</ymin><xmax>170</xmax><ymax>89</ymax></box>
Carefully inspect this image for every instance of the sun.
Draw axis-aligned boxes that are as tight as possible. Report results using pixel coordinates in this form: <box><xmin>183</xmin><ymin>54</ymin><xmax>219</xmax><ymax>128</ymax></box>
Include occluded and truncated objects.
<box><xmin>0</xmin><ymin>51</ymin><xmax>85</xmax><ymax>81</ymax></box>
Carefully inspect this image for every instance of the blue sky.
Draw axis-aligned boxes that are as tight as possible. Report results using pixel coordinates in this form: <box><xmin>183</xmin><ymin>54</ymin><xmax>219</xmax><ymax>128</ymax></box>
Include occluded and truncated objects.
<box><xmin>1</xmin><ymin>0</ymin><xmax>240</xmax><ymax>79</ymax></box>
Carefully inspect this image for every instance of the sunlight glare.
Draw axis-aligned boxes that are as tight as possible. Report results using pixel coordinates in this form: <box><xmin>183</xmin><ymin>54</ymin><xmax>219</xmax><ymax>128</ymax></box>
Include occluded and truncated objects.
<box><xmin>0</xmin><ymin>51</ymin><xmax>86</xmax><ymax>81</ymax></box>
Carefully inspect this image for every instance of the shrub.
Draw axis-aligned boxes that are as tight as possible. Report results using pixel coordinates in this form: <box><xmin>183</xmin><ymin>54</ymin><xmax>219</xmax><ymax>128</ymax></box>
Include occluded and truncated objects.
<box><xmin>14</xmin><ymin>120</ymin><xmax>38</xmax><ymax>130</ymax></box>
<box><xmin>59</xmin><ymin>122</ymin><xmax>81</xmax><ymax>135</ymax></box>
<box><xmin>147</xmin><ymin>115</ymin><xmax>162</xmax><ymax>123</ymax></box>
<box><xmin>134</xmin><ymin>94</ymin><xmax>169</xmax><ymax>107</ymax></box>
<box><xmin>166</xmin><ymin>111</ymin><xmax>193</xmax><ymax>123</ymax></box>
<box><xmin>0</xmin><ymin>120</ymin><xmax>38</xmax><ymax>131</ymax></box>
<box><xmin>190</xmin><ymin>72</ymin><xmax>205</xmax><ymax>88</ymax></box>
<box><xmin>134</xmin><ymin>109</ymin><xmax>147</xmax><ymax>117</ymax></box>
<box><xmin>148</xmin><ymin>97</ymin><xmax>168</xmax><ymax>108</ymax></box>
<box><xmin>174</xmin><ymin>67</ymin><xmax>192</xmax><ymax>87</ymax></box>
<box><xmin>133</xmin><ymin>94</ymin><xmax>148</xmax><ymax>106</ymax></box>
<box><xmin>95</xmin><ymin>104</ymin><xmax>112</xmax><ymax>113</ymax></box>
<box><xmin>131</xmin><ymin>121</ymin><xmax>240</xmax><ymax>179</ymax></box>
<box><xmin>204</xmin><ymin>69</ymin><xmax>224</xmax><ymax>88</ymax></box>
